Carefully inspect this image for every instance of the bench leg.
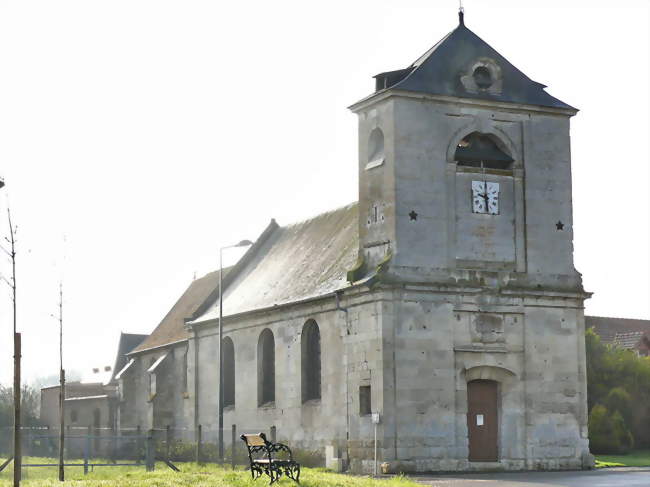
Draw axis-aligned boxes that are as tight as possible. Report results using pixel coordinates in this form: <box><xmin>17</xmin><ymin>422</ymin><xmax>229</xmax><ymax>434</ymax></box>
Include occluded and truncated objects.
<box><xmin>287</xmin><ymin>464</ymin><xmax>300</xmax><ymax>484</ymax></box>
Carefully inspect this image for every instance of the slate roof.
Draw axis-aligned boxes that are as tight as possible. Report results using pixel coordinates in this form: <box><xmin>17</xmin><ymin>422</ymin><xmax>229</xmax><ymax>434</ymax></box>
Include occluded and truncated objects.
<box><xmin>362</xmin><ymin>14</ymin><xmax>573</xmax><ymax>111</ymax></box>
<box><xmin>587</xmin><ymin>316</ymin><xmax>650</xmax><ymax>346</ymax></box>
<box><xmin>109</xmin><ymin>332</ymin><xmax>147</xmax><ymax>383</ymax></box>
<box><xmin>190</xmin><ymin>203</ymin><xmax>359</xmax><ymax>324</ymax></box>
<box><xmin>130</xmin><ymin>269</ymin><xmax>228</xmax><ymax>353</ymax></box>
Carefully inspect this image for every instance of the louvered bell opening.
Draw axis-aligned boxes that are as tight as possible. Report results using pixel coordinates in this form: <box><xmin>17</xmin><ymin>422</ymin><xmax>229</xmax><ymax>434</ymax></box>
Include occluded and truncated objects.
<box><xmin>455</xmin><ymin>132</ymin><xmax>514</xmax><ymax>170</ymax></box>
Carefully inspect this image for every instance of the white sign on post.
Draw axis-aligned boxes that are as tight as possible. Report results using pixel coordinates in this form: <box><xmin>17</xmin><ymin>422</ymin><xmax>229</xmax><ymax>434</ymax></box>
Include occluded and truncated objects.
<box><xmin>476</xmin><ymin>414</ymin><xmax>484</xmax><ymax>426</ymax></box>
<box><xmin>371</xmin><ymin>412</ymin><xmax>381</xmax><ymax>424</ymax></box>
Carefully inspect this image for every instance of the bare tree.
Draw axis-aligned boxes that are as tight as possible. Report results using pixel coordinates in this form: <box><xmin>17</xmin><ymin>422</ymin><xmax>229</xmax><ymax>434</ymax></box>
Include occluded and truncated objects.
<box><xmin>1</xmin><ymin>208</ymin><xmax>20</xmax><ymax>486</ymax></box>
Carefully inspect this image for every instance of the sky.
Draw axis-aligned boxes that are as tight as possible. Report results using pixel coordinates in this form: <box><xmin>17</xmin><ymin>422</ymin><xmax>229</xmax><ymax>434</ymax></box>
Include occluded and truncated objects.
<box><xmin>0</xmin><ymin>0</ymin><xmax>648</xmax><ymax>386</ymax></box>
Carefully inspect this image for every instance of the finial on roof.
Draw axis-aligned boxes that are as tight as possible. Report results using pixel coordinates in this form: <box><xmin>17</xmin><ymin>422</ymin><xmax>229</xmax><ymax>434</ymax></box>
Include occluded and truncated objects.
<box><xmin>459</xmin><ymin>0</ymin><xmax>465</xmax><ymax>25</ymax></box>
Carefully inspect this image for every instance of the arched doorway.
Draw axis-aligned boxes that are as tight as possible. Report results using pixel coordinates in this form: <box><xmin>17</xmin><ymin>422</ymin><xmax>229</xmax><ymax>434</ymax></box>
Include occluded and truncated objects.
<box><xmin>467</xmin><ymin>379</ymin><xmax>498</xmax><ymax>461</ymax></box>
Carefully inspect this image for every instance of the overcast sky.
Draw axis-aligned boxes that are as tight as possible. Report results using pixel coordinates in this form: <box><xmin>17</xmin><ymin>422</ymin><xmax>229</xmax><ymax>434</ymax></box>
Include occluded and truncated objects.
<box><xmin>0</xmin><ymin>0</ymin><xmax>648</xmax><ymax>386</ymax></box>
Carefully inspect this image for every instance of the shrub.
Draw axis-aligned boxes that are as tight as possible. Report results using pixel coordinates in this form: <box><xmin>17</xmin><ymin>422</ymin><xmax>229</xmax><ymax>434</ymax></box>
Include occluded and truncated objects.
<box><xmin>611</xmin><ymin>410</ymin><xmax>634</xmax><ymax>454</ymax></box>
<box><xmin>589</xmin><ymin>404</ymin><xmax>634</xmax><ymax>454</ymax></box>
<box><xmin>605</xmin><ymin>387</ymin><xmax>634</xmax><ymax>426</ymax></box>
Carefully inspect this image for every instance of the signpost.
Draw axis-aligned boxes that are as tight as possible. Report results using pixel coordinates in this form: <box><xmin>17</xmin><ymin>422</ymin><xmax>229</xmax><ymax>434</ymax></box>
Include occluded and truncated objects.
<box><xmin>372</xmin><ymin>412</ymin><xmax>380</xmax><ymax>477</ymax></box>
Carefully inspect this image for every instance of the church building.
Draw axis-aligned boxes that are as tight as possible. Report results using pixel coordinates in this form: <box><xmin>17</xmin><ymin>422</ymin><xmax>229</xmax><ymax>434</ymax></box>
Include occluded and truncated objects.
<box><xmin>117</xmin><ymin>12</ymin><xmax>593</xmax><ymax>472</ymax></box>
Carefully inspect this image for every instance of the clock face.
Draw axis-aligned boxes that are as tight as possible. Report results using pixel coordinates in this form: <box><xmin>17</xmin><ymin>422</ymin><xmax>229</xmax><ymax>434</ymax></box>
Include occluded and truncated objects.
<box><xmin>472</xmin><ymin>181</ymin><xmax>500</xmax><ymax>215</ymax></box>
<box><xmin>486</xmin><ymin>182</ymin><xmax>500</xmax><ymax>215</ymax></box>
<box><xmin>472</xmin><ymin>181</ymin><xmax>487</xmax><ymax>214</ymax></box>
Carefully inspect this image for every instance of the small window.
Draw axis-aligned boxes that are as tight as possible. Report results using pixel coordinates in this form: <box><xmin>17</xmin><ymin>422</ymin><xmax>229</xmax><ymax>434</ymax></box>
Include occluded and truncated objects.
<box><xmin>70</xmin><ymin>410</ymin><xmax>78</xmax><ymax>423</ymax></box>
<box><xmin>359</xmin><ymin>385</ymin><xmax>372</xmax><ymax>416</ymax></box>
<box><xmin>182</xmin><ymin>347</ymin><xmax>189</xmax><ymax>394</ymax></box>
<box><xmin>455</xmin><ymin>132</ymin><xmax>513</xmax><ymax>171</ymax></box>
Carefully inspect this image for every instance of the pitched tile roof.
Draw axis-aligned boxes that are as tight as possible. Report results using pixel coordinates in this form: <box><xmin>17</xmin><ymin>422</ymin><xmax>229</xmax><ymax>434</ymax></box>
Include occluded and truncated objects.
<box><xmin>612</xmin><ymin>331</ymin><xmax>646</xmax><ymax>350</ymax></box>
<box><xmin>190</xmin><ymin>203</ymin><xmax>358</xmax><ymax>324</ymax></box>
<box><xmin>587</xmin><ymin>316</ymin><xmax>650</xmax><ymax>346</ymax></box>
<box><xmin>130</xmin><ymin>269</ymin><xmax>227</xmax><ymax>353</ymax></box>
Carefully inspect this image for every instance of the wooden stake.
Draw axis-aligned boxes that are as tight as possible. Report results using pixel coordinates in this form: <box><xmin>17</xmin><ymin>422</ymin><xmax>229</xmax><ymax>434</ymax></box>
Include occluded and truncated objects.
<box><xmin>58</xmin><ymin>369</ymin><xmax>65</xmax><ymax>481</ymax></box>
<box><xmin>13</xmin><ymin>332</ymin><xmax>21</xmax><ymax>487</ymax></box>
<box><xmin>58</xmin><ymin>281</ymin><xmax>65</xmax><ymax>481</ymax></box>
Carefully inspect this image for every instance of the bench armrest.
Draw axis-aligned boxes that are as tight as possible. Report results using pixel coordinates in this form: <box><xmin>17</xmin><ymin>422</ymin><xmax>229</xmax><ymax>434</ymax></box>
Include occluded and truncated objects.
<box><xmin>269</xmin><ymin>442</ymin><xmax>295</xmax><ymax>460</ymax></box>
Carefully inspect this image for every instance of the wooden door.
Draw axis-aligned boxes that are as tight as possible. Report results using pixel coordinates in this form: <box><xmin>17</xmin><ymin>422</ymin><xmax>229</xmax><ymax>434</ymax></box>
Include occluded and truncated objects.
<box><xmin>467</xmin><ymin>380</ymin><xmax>498</xmax><ymax>462</ymax></box>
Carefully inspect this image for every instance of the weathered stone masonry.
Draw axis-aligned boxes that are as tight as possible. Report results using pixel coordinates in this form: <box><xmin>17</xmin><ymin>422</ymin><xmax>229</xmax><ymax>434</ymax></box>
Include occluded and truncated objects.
<box><xmin>117</xmin><ymin>14</ymin><xmax>593</xmax><ymax>473</ymax></box>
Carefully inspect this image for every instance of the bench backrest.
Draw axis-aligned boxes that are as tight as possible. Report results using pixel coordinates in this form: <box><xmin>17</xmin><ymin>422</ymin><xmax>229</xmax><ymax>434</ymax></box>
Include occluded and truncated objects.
<box><xmin>241</xmin><ymin>432</ymin><xmax>272</xmax><ymax>463</ymax></box>
<box><xmin>241</xmin><ymin>433</ymin><xmax>267</xmax><ymax>447</ymax></box>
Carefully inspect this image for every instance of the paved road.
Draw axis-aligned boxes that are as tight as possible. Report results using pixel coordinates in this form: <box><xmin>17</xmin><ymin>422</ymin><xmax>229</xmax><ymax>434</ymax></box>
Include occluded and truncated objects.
<box><xmin>410</xmin><ymin>468</ymin><xmax>650</xmax><ymax>487</ymax></box>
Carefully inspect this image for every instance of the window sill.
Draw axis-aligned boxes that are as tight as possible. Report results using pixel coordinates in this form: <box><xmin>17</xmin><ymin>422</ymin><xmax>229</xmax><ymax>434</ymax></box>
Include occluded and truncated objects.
<box><xmin>258</xmin><ymin>401</ymin><xmax>275</xmax><ymax>409</ymax></box>
<box><xmin>302</xmin><ymin>398</ymin><xmax>321</xmax><ymax>407</ymax></box>
<box><xmin>456</xmin><ymin>166</ymin><xmax>513</xmax><ymax>176</ymax></box>
<box><xmin>365</xmin><ymin>158</ymin><xmax>385</xmax><ymax>171</ymax></box>
<box><xmin>224</xmin><ymin>404</ymin><xmax>235</xmax><ymax>412</ymax></box>
<box><xmin>148</xmin><ymin>393</ymin><xmax>157</xmax><ymax>403</ymax></box>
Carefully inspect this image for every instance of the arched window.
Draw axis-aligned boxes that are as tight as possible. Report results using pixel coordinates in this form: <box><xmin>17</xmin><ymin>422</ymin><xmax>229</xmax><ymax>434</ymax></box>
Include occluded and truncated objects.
<box><xmin>223</xmin><ymin>337</ymin><xmax>235</xmax><ymax>407</ymax></box>
<box><xmin>257</xmin><ymin>329</ymin><xmax>275</xmax><ymax>406</ymax></box>
<box><xmin>454</xmin><ymin>132</ymin><xmax>513</xmax><ymax>171</ymax></box>
<box><xmin>301</xmin><ymin>320</ymin><xmax>321</xmax><ymax>402</ymax></box>
<box><xmin>366</xmin><ymin>128</ymin><xmax>385</xmax><ymax>169</ymax></box>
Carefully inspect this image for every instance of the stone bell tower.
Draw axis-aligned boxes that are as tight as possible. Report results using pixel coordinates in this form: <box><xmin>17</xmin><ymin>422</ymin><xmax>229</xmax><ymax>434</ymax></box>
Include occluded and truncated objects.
<box><xmin>348</xmin><ymin>11</ymin><xmax>592</xmax><ymax>472</ymax></box>
<box><xmin>350</xmin><ymin>11</ymin><xmax>581</xmax><ymax>289</ymax></box>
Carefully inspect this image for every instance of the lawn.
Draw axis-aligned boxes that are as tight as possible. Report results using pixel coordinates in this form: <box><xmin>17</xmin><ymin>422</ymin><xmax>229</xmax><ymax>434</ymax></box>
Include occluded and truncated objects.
<box><xmin>0</xmin><ymin>457</ymin><xmax>421</xmax><ymax>487</ymax></box>
<box><xmin>595</xmin><ymin>449</ymin><xmax>650</xmax><ymax>468</ymax></box>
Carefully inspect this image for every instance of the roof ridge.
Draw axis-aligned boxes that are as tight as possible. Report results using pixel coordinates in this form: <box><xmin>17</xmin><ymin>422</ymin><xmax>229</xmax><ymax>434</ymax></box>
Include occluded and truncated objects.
<box><xmin>587</xmin><ymin>315</ymin><xmax>650</xmax><ymax>322</ymax></box>
<box><xmin>280</xmin><ymin>202</ymin><xmax>358</xmax><ymax>229</ymax></box>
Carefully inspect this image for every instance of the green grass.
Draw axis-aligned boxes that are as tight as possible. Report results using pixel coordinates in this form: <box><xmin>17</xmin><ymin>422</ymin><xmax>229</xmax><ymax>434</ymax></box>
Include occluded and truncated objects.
<box><xmin>0</xmin><ymin>457</ymin><xmax>421</xmax><ymax>486</ymax></box>
<box><xmin>595</xmin><ymin>449</ymin><xmax>650</xmax><ymax>468</ymax></box>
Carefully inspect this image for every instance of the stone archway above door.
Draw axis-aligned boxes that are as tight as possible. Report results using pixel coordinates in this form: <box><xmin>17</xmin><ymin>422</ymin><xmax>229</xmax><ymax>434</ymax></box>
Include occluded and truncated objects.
<box><xmin>464</xmin><ymin>365</ymin><xmax>516</xmax><ymax>384</ymax></box>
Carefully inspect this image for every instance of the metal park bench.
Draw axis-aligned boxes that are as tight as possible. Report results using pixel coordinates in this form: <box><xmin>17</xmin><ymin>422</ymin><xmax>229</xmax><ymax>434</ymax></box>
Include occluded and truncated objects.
<box><xmin>240</xmin><ymin>432</ymin><xmax>300</xmax><ymax>484</ymax></box>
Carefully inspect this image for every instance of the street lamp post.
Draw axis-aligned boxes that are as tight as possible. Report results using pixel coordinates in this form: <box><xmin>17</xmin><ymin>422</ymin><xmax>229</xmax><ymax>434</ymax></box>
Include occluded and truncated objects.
<box><xmin>218</xmin><ymin>239</ymin><xmax>252</xmax><ymax>461</ymax></box>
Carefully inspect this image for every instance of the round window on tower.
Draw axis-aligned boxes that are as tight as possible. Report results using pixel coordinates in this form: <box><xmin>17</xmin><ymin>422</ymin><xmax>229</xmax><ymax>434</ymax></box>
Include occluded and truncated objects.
<box><xmin>460</xmin><ymin>58</ymin><xmax>502</xmax><ymax>95</ymax></box>
<box><xmin>473</xmin><ymin>66</ymin><xmax>492</xmax><ymax>89</ymax></box>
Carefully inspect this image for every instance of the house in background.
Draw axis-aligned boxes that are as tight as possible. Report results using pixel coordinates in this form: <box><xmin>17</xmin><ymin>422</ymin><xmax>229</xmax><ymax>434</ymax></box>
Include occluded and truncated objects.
<box><xmin>40</xmin><ymin>332</ymin><xmax>146</xmax><ymax>435</ymax></box>
<box><xmin>587</xmin><ymin>316</ymin><xmax>650</xmax><ymax>357</ymax></box>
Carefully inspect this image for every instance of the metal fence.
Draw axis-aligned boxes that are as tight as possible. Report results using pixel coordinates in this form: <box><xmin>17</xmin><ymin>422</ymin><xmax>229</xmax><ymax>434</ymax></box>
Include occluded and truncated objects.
<box><xmin>0</xmin><ymin>424</ymin><xmax>321</xmax><ymax>477</ymax></box>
